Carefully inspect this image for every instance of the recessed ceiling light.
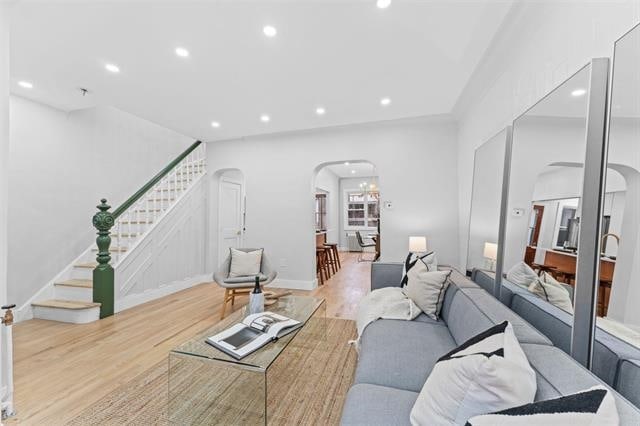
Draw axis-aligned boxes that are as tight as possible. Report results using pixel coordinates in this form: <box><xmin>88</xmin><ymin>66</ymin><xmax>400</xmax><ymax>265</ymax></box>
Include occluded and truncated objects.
<box><xmin>377</xmin><ymin>0</ymin><xmax>392</xmax><ymax>9</ymax></box>
<box><xmin>105</xmin><ymin>63</ymin><xmax>120</xmax><ymax>73</ymax></box>
<box><xmin>344</xmin><ymin>162</ymin><xmax>350</xmax><ymax>166</ymax></box>
<box><xmin>175</xmin><ymin>47</ymin><xmax>190</xmax><ymax>57</ymax></box>
<box><xmin>380</xmin><ymin>97</ymin><xmax>391</xmax><ymax>106</ymax></box>
<box><xmin>260</xmin><ymin>114</ymin><xmax>270</xmax><ymax>123</ymax></box>
<box><xmin>571</xmin><ymin>88</ymin><xmax>587</xmax><ymax>97</ymax></box>
<box><xmin>263</xmin><ymin>26</ymin><xmax>277</xmax><ymax>37</ymax></box>
<box><xmin>316</xmin><ymin>107</ymin><xmax>326</xmax><ymax>115</ymax></box>
<box><xmin>211</xmin><ymin>121</ymin><xmax>220</xmax><ymax>128</ymax></box>
<box><xmin>18</xmin><ymin>81</ymin><xmax>33</xmax><ymax>89</ymax></box>
<box><xmin>351</xmin><ymin>170</ymin><xmax>356</xmax><ymax>174</ymax></box>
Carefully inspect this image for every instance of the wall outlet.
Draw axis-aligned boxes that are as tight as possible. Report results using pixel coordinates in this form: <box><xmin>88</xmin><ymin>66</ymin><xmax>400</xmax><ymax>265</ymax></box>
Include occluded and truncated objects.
<box><xmin>512</xmin><ymin>208</ymin><xmax>525</xmax><ymax>217</ymax></box>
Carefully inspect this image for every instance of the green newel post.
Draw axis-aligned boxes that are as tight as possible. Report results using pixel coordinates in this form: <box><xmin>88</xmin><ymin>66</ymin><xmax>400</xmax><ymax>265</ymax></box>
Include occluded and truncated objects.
<box><xmin>92</xmin><ymin>199</ymin><xmax>115</xmax><ymax>318</ymax></box>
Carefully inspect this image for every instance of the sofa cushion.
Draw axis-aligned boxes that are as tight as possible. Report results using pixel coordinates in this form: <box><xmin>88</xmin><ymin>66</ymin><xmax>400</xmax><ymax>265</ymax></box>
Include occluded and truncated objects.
<box><xmin>340</xmin><ymin>383</ymin><xmax>416</xmax><ymax>426</ymax></box>
<box><xmin>510</xmin><ymin>292</ymin><xmax>640</xmax><ymax>387</ymax></box>
<box><xmin>354</xmin><ymin>319</ymin><xmax>456</xmax><ymax>393</ymax></box>
<box><xmin>522</xmin><ymin>343</ymin><xmax>640</xmax><ymax>425</ymax></box>
<box><xmin>442</xmin><ymin>286</ymin><xmax>552</xmax><ymax>346</ymax></box>
<box><xmin>470</xmin><ymin>268</ymin><xmax>496</xmax><ymax>293</ymax></box>
<box><xmin>616</xmin><ymin>359</ymin><xmax>640</xmax><ymax>408</ymax></box>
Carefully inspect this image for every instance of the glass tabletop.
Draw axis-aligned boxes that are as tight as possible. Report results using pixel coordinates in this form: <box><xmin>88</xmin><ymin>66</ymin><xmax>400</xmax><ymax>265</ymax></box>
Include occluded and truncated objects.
<box><xmin>171</xmin><ymin>295</ymin><xmax>325</xmax><ymax>371</ymax></box>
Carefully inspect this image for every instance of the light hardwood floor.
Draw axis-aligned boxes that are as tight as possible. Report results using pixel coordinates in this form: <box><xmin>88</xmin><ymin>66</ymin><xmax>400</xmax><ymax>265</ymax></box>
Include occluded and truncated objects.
<box><xmin>9</xmin><ymin>252</ymin><xmax>370</xmax><ymax>425</ymax></box>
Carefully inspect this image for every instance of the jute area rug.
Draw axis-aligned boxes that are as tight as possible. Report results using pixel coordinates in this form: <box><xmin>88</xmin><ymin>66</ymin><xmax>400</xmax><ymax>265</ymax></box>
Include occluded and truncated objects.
<box><xmin>68</xmin><ymin>318</ymin><xmax>357</xmax><ymax>426</ymax></box>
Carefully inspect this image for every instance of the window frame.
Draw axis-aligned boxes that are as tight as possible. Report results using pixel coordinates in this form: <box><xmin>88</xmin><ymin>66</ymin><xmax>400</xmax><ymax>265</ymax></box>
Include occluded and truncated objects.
<box><xmin>344</xmin><ymin>189</ymin><xmax>380</xmax><ymax>230</ymax></box>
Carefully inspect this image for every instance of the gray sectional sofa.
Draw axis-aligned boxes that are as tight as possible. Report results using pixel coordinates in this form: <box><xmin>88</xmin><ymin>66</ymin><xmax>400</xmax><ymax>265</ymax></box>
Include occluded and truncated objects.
<box><xmin>340</xmin><ymin>263</ymin><xmax>640</xmax><ymax>425</ymax></box>
<box><xmin>471</xmin><ymin>268</ymin><xmax>640</xmax><ymax>408</ymax></box>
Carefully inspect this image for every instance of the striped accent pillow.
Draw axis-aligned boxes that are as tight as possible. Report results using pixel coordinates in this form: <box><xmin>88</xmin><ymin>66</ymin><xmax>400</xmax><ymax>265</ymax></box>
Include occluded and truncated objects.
<box><xmin>466</xmin><ymin>386</ymin><xmax>619</xmax><ymax>425</ymax></box>
<box><xmin>410</xmin><ymin>321</ymin><xmax>537</xmax><ymax>425</ymax></box>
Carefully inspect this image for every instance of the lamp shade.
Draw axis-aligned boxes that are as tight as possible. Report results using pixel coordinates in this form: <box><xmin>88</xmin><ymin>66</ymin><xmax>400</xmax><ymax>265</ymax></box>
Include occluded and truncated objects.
<box><xmin>409</xmin><ymin>236</ymin><xmax>427</xmax><ymax>253</ymax></box>
<box><xmin>483</xmin><ymin>242</ymin><xmax>498</xmax><ymax>260</ymax></box>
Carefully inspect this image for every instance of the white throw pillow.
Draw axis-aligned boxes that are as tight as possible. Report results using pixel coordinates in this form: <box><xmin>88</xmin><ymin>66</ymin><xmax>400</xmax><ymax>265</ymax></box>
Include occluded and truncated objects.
<box><xmin>403</xmin><ymin>263</ymin><xmax>452</xmax><ymax>320</ymax></box>
<box><xmin>506</xmin><ymin>261</ymin><xmax>538</xmax><ymax>288</ymax></box>
<box><xmin>401</xmin><ymin>251</ymin><xmax>438</xmax><ymax>286</ymax></box>
<box><xmin>229</xmin><ymin>248</ymin><xmax>263</xmax><ymax>278</ymax></box>
<box><xmin>528</xmin><ymin>272</ymin><xmax>574</xmax><ymax>313</ymax></box>
<box><xmin>410</xmin><ymin>321</ymin><xmax>537</xmax><ymax>426</ymax></box>
<box><xmin>466</xmin><ymin>385</ymin><xmax>619</xmax><ymax>426</ymax></box>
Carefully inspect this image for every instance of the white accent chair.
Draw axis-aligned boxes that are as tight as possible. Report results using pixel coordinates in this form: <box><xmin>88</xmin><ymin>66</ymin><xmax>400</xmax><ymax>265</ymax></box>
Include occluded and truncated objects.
<box><xmin>214</xmin><ymin>248</ymin><xmax>277</xmax><ymax>319</ymax></box>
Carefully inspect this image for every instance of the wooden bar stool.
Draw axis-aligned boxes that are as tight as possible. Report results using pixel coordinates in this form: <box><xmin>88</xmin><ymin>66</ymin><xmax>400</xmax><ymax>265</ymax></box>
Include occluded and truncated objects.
<box><xmin>323</xmin><ymin>242</ymin><xmax>341</xmax><ymax>270</ymax></box>
<box><xmin>316</xmin><ymin>248</ymin><xmax>328</xmax><ymax>285</ymax></box>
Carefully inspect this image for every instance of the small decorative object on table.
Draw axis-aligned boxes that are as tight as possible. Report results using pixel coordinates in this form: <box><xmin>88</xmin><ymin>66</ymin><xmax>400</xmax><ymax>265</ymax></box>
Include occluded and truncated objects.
<box><xmin>249</xmin><ymin>276</ymin><xmax>264</xmax><ymax>315</ymax></box>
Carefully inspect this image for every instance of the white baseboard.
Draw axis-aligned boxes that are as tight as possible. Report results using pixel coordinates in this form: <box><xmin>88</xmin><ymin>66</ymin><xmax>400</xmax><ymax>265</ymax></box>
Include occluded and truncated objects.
<box><xmin>267</xmin><ymin>278</ymin><xmax>317</xmax><ymax>291</ymax></box>
<box><xmin>115</xmin><ymin>273</ymin><xmax>211</xmax><ymax>313</ymax></box>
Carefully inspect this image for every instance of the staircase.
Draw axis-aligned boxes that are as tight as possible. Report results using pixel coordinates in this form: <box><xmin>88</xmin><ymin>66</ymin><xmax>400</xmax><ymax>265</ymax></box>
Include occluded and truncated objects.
<box><xmin>28</xmin><ymin>141</ymin><xmax>206</xmax><ymax>324</ymax></box>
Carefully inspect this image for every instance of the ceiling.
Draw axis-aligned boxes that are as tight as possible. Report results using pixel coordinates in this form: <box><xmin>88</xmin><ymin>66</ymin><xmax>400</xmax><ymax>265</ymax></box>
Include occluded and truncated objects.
<box><xmin>325</xmin><ymin>162</ymin><xmax>377</xmax><ymax>178</ymax></box>
<box><xmin>11</xmin><ymin>0</ymin><xmax>514</xmax><ymax>141</ymax></box>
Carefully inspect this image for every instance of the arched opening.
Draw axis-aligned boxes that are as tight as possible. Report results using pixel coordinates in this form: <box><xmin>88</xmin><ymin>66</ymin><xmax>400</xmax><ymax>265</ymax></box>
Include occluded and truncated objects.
<box><xmin>311</xmin><ymin>160</ymin><xmax>380</xmax><ymax>290</ymax></box>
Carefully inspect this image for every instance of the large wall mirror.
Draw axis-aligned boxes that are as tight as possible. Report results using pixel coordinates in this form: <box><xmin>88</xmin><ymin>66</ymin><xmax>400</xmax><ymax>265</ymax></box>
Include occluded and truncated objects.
<box><xmin>466</xmin><ymin>129</ymin><xmax>508</xmax><ymax>275</ymax></box>
<box><xmin>604</xmin><ymin>24</ymin><xmax>640</xmax><ymax>343</ymax></box>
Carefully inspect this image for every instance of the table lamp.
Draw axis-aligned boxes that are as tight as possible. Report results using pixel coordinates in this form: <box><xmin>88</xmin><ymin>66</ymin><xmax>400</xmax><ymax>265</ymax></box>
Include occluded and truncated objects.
<box><xmin>483</xmin><ymin>242</ymin><xmax>498</xmax><ymax>271</ymax></box>
<box><xmin>409</xmin><ymin>236</ymin><xmax>427</xmax><ymax>254</ymax></box>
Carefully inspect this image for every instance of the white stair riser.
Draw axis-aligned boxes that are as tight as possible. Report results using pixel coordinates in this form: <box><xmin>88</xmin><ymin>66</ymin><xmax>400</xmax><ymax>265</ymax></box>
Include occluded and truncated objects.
<box><xmin>72</xmin><ymin>268</ymin><xmax>93</xmax><ymax>280</ymax></box>
<box><xmin>32</xmin><ymin>306</ymin><xmax>100</xmax><ymax>324</ymax></box>
<box><xmin>55</xmin><ymin>285</ymin><xmax>93</xmax><ymax>302</ymax></box>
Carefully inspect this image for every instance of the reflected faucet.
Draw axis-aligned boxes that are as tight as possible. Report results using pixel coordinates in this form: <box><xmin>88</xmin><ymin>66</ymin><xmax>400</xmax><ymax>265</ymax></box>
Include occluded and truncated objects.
<box><xmin>601</xmin><ymin>233</ymin><xmax>620</xmax><ymax>256</ymax></box>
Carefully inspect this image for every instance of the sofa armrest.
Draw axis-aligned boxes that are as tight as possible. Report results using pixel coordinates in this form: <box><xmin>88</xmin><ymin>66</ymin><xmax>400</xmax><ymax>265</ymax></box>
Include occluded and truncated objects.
<box><xmin>371</xmin><ymin>262</ymin><xmax>403</xmax><ymax>291</ymax></box>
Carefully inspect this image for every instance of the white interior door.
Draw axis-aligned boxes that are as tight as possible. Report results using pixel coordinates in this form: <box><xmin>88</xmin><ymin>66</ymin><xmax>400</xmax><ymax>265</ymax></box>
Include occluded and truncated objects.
<box><xmin>219</xmin><ymin>179</ymin><xmax>244</xmax><ymax>265</ymax></box>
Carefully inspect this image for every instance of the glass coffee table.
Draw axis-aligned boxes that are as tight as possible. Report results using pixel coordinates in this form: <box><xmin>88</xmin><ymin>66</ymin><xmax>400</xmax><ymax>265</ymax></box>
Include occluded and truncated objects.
<box><xmin>168</xmin><ymin>295</ymin><xmax>326</xmax><ymax>425</ymax></box>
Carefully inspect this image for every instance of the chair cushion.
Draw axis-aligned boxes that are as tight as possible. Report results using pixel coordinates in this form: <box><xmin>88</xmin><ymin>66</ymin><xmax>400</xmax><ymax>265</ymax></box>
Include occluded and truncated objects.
<box><xmin>229</xmin><ymin>248</ymin><xmax>263</xmax><ymax>277</ymax></box>
<box><xmin>340</xmin><ymin>383</ymin><xmax>416</xmax><ymax>426</ymax></box>
<box><xmin>223</xmin><ymin>273</ymin><xmax>267</xmax><ymax>284</ymax></box>
<box><xmin>354</xmin><ymin>318</ymin><xmax>456</xmax><ymax>392</ymax></box>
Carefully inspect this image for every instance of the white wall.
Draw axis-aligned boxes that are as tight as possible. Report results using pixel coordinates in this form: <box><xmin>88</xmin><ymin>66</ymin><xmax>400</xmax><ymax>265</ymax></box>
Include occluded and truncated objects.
<box><xmin>1</xmin><ymin>4</ymin><xmax>11</xmax><ymax>310</ymax></box>
<box><xmin>314</xmin><ymin>167</ymin><xmax>340</xmax><ymax>246</ymax></box>
<box><xmin>8</xmin><ymin>96</ymin><xmax>193</xmax><ymax>307</ymax></box>
<box><xmin>455</xmin><ymin>1</ymin><xmax>640</xmax><ymax>271</ymax></box>
<box><xmin>206</xmin><ymin>116</ymin><xmax>459</xmax><ymax>289</ymax></box>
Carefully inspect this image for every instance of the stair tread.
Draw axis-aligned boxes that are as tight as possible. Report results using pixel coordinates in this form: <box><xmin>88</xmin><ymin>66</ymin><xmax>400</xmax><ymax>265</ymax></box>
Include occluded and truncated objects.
<box><xmin>75</xmin><ymin>262</ymin><xmax>98</xmax><ymax>269</ymax></box>
<box><xmin>91</xmin><ymin>247</ymin><xmax>127</xmax><ymax>252</ymax></box>
<box><xmin>55</xmin><ymin>279</ymin><xmax>93</xmax><ymax>288</ymax></box>
<box><xmin>32</xmin><ymin>299</ymin><xmax>100</xmax><ymax>310</ymax></box>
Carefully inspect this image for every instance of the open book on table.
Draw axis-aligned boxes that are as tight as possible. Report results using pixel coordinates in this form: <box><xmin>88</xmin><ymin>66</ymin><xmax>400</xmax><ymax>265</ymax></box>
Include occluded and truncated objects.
<box><xmin>206</xmin><ymin>312</ymin><xmax>302</xmax><ymax>360</ymax></box>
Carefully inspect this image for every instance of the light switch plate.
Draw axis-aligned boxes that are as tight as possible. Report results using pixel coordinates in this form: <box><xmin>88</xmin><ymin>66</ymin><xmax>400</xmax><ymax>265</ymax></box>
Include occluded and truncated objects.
<box><xmin>384</xmin><ymin>201</ymin><xmax>393</xmax><ymax>210</ymax></box>
<box><xmin>512</xmin><ymin>208</ymin><xmax>525</xmax><ymax>217</ymax></box>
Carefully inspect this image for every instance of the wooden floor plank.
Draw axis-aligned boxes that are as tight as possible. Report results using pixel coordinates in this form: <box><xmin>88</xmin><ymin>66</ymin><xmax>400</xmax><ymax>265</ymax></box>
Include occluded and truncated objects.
<box><xmin>9</xmin><ymin>252</ymin><xmax>369</xmax><ymax>425</ymax></box>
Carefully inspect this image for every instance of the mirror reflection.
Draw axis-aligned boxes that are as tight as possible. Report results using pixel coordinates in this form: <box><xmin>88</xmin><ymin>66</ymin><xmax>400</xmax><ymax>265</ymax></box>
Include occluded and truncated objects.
<box><xmin>466</xmin><ymin>130</ymin><xmax>507</xmax><ymax>275</ymax></box>
<box><xmin>604</xmin><ymin>24</ymin><xmax>640</xmax><ymax>341</ymax></box>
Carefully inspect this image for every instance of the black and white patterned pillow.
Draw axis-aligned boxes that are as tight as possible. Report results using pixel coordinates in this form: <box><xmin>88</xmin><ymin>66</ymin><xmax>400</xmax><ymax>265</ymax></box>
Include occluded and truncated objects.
<box><xmin>465</xmin><ymin>385</ymin><xmax>619</xmax><ymax>425</ymax></box>
<box><xmin>410</xmin><ymin>321</ymin><xmax>537</xmax><ymax>425</ymax></box>
<box><xmin>401</xmin><ymin>251</ymin><xmax>437</xmax><ymax>287</ymax></box>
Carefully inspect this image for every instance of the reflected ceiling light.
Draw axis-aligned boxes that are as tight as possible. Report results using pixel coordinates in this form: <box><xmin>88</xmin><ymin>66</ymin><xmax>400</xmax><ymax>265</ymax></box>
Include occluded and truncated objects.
<box><xmin>260</xmin><ymin>114</ymin><xmax>270</xmax><ymax>123</ymax></box>
<box><xmin>263</xmin><ymin>25</ymin><xmax>277</xmax><ymax>37</ymax></box>
<box><xmin>380</xmin><ymin>97</ymin><xmax>391</xmax><ymax>106</ymax></box>
<box><xmin>211</xmin><ymin>121</ymin><xmax>220</xmax><ymax>128</ymax></box>
<box><xmin>18</xmin><ymin>81</ymin><xmax>33</xmax><ymax>89</ymax></box>
<box><xmin>175</xmin><ymin>47</ymin><xmax>190</xmax><ymax>57</ymax></box>
<box><xmin>344</xmin><ymin>162</ymin><xmax>350</xmax><ymax>166</ymax></box>
<box><xmin>351</xmin><ymin>170</ymin><xmax>356</xmax><ymax>174</ymax></box>
<box><xmin>571</xmin><ymin>88</ymin><xmax>587</xmax><ymax>97</ymax></box>
<box><xmin>315</xmin><ymin>107</ymin><xmax>326</xmax><ymax>115</ymax></box>
<box><xmin>105</xmin><ymin>63</ymin><xmax>120</xmax><ymax>73</ymax></box>
<box><xmin>377</xmin><ymin>0</ymin><xmax>392</xmax><ymax>9</ymax></box>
